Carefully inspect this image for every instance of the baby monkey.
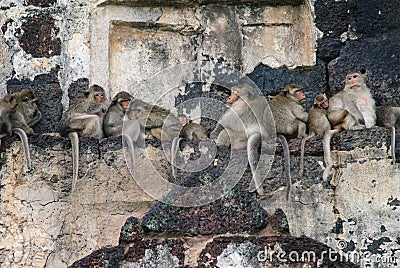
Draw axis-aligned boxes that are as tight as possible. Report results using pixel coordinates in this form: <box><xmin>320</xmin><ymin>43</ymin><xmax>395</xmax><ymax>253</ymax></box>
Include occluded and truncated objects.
<box><xmin>299</xmin><ymin>93</ymin><xmax>336</xmax><ymax>178</ymax></box>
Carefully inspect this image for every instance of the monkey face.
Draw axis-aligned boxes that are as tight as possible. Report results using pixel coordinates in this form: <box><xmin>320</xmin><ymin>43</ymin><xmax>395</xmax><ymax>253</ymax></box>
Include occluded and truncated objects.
<box><xmin>178</xmin><ymin>115</ymin><xmax>188</xmax><ymax>126</ymax></box>
<box><xmin>227</xmin><ymin>90</ymin><xmax>239</xmax><ymax>107</ymax></box>
<box><xmin>294</xmin><ymin>88</ymin><xmax>306</xmax><ymax>103</ymax></box>
<box><xmin>120</xmin><ymin>100</ymin><xmax>130</xmax><ymax>110</ymax></box>
<box><xmin>346</xmin><ymin>72</ymin><xmax>363</xmax><ymax>90</ymax></box>
<box><xmin>94</xmin><ymin>92</ymin><xmax>104</xmax><ymax>103</ymax></box>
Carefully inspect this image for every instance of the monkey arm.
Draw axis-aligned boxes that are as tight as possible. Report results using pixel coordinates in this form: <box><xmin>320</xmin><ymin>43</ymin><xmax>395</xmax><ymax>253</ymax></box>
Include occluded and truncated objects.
<box><xmin>292</xmin><ymin>106</ymin><xmax>309</xmax><ymax>123</ymax></box>
<box><xmin>28</xmin><ymin>110</ymin><xmax>42</xmax><ymax>126</ymax></box>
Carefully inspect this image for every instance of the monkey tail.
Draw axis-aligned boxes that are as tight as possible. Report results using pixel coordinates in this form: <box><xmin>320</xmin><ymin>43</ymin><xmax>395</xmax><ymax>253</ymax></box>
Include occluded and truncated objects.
<box><xmin>122</xmin><ymin>134</ymin><xmax>135</xmax><ymax>175</ymax></box>
<box><xmin>171</xmin><ymin>137</ymin><xmax>182</xmax><ymax>178</ymax></box>
<box><xmin>322</xmin><ymin>129</ymin><xmax>339</xmax><ymax>181</ymax></box>
<box><xmin>247</xmin><ymin>133</ymin><xmax>264</xmax><ymax>195</ymax></box>
<box><xmin>391</xmin><ymin>126</ymin><xmax>396</xmax><ymax>163</ymax></box>
<box><xmin>277</xmin><ymin>134</ymin><xmax>291</xmax><ymax>201</ymax></box>
<box><xmin>13</xmin><ymin>128</ymin><xmax>31</xmax><ymax>170</ymax></box>
<box><xmin>299</xmin><ymin>133</ymin><xmax>315</xmax><ymax>177</ymax></box>
<box><xmin>69</xmin><ymin>132</ymin><xmax>79</xmax><ymax>191</ymax></box>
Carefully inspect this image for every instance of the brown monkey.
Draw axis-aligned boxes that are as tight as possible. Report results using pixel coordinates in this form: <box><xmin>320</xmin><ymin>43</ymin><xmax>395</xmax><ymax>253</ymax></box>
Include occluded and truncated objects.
<box><xmin>211</xmin><ymin>83</ymin><xmax>272</xmax><ymax>196</ymax></box>
<box><xmin>127</xmin><ymin>98</ymin><xmax>182</xmax><ymax>177</ymax></box>
<box><xmin>177</xmin><ymin>114</ymin><xmax>208</xmax><ymax>142</ymax></box>
<box><xmin>11</xmin><ymin>89</ymin><xmax>42</xmax><ymax>134</ymax></box>
<box><xmin>298</xmin><ymin>93</ymin><xmax>339</xmax><ymax>180</ymax></box>
<box><xmin>59</xmin><ymin>84</ymin><xmax>107</xmax><ymax>190</ymax></box>
<box><xmin>103</xmin><ymin>91</ymin><xmax>133</xmax><ymax>137</ymax></box>
<box><xmin>170</xmin><ymin>114</ymin><xmax>209</xmax><ymax>177</ymax></box>
<box><xmin>269</xmin><ymin>84</ymin><xmax>308</xmax><ymax>199</ymax></box>
<box><xmin>10</xmin><ymin>90</ymin><xmax>42</xmax><ymax>170</ymax></box>
<box><xmin>127</xmin><ymin>98</ymin><xmax>181</xmax><ymax>141</ymax></box>
<box><xmin>0</xmin><ymin>95</ymin><xmax>17</xmax><ymax>136</ymax></box>
<box><xmin>376</xmin><ymin>100</ymin><xmax>400</xmax><ymax>162</ymax></box>
<box><xmin>328</xmin><ymin>71</ymin><xmax>376</xmax><ymax>131</ymax></box>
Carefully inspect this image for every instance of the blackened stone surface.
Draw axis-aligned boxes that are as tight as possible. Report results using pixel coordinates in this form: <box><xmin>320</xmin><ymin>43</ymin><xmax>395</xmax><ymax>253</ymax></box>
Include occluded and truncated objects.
<box><xmin>7</xmin><ymin>68</ymin><xmax>63</xmax><ymax>133</ymax></box>
<box><xmin>141</xmin><ymin>167</ymin><xmax>268</xmax><ymax>235</ymax></box>
<box><xmin>68</xmin><ymin>246</ymin><xmax>125</xmax><ymax>268</ymax></box>
<box><xmin>248</xmin><ymin>60</ymin><xmax>326</xmax><ymax>109</ymax></box>
<box><xmin>26</xmin><ymin>0</ymin><xmax>56</xmax><ymax>7</ymax></box>
<box><xmin>67</xmin><ymin>78</ymin><xmax>90</xmax><ymax>105</ymax></box>
<box><xmin>119</xmin><ymin>216</ymin><xmax>143</xmax><ymax>245</ymax></box>
<box><xmin>17</xmin><ymin>13</ymin><xmax>61</xmax><ymax>58</ymax></box>
<box><xmin>327</xmin><ymin>38</ymin><xmax>400</xmax><ymax>104</ymax></box>
<box><xmin>197</xmin><ymin>236</ymin><xmax>359</xmax><ymax>267</ymax></box>
<box><xmin>315</xmin><ymin>0</ymin><xmax>353</xmax><ymax>38</ymax></box>
<box><xmin>351</xmin><ymin>1</ymin><xmax>400</xmax><ymax>36</ymax></box>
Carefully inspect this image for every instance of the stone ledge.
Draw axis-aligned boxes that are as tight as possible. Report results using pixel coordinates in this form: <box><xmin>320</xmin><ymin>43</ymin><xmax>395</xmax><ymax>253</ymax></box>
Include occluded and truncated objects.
<box><xmin>98</xmin><ymin>0</ymin><xmax>304</xmax><ymax>7</ymax></box>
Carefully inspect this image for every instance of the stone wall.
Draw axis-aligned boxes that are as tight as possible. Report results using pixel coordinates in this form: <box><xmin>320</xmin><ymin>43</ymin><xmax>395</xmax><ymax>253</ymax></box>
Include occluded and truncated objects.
<box><xmin>1</xmin><ymin>0</ymin><xmax>400</xmax><ymax>267</ymax></box>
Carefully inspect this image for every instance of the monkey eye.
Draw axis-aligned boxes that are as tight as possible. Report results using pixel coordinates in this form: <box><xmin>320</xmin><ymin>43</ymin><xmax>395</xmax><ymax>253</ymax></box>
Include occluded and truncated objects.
<box><xmin>231</xmin><ymin>90</ymin><xmax>239</xmax><ymax>95</ymax></box>
<box><xmin>95</xmin><ymin>93</ymin><xmax>104</xmax><ymax>97</ymax></box>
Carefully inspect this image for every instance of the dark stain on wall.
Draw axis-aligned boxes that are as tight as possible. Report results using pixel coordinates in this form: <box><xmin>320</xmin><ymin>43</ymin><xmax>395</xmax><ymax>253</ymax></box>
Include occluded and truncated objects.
<box><xmin>17</xmin><ymin>13</ymin><xmax>61</xmax><ymax>58</ymax></box>
<box><xmin>7</xmin><ymin>67</ymin><xmax>62</xmax><ymax>134</ymax></box>
<box><xmin>26</xmin><ymin>0</ymin><xmax>56</xmax><ymax>8</ymax></box>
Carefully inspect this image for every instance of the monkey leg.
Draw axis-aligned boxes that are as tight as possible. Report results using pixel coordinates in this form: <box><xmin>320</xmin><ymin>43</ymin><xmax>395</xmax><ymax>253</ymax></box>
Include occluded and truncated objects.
<box><xmin>299</xmin><ymin>133</ymin><xmax>315</xmax><ymax>177</ymax></box>
<box><xmin>277</xmin><ymin>134</ymin><xmax>291</xmax><ymax>200</ymax></box>
<box><xmin>80</xmin><ymin>117</ymin><xmax>103</xmax><ymax>138</ymax></box>
<box><xmin>13</xmin><ymin>128</ymin><xmax>31</xmax><ymax>170</ymax></box>
<box><xmin>247</xmin><ymin>133</ymin><xmax>264</xmax><ymax>195</ymax></box>
<box><xmin>69</xmin><ymin>132</ymin><xmax>79</xmax><ymax>191</ymax></box>
<box><xmin>171</xmin><ymin>137</ymin><xmax>183</xmax><ymax>178</ymax></box>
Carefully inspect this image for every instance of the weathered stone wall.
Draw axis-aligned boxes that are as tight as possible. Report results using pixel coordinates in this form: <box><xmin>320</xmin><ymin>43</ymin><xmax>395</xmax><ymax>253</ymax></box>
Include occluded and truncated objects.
<box><xmin>1</xmin><ymin>0</ymin><xmax>400</xmax><ymax>267</ymax></box>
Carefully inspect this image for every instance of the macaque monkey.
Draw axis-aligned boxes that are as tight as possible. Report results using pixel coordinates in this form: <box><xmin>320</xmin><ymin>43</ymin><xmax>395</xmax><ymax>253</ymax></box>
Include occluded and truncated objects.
<box><xmin>103</xmin><ymin>91</ymin><xmax>137</xmax><ymax>173</ymax></box>
<box><xmin>103</xmin><ymin>91</ymin><xmax>133</xmax><ymax>137</ymax></box>
<box><xmin>127</xmin><ymin>98</ymin><xmax>182</xmax><ymax>177</ymax></box>
<box><xmin>211</xmin><ymin>83</ymin><xmax>272</xmax><ymax>196</ymax></box>
<box><xmin>127</xmin><ymin>98</ymin><xmax>181</xmax><ymax>141</ymax></box>
<box><xmin>0</xmin><ymin>94</ymin><xmax>32</xmax><ymax>170</ymax></box>
<box><xmin>170</xmin><ymin>114</ymin><xmax>209</xmax><ymax>177</ymax></box>
<box><xmin>298</xmin><ymin>93</ymin><xmax>339</xmax><ymax>180</ymax></box>
<box><xmin>328</xmin><ymin>71</ymin><xmax>376</xmax><ymax>131</ymax></box>
<box><xmin>3</xmin><ymin>90</ymin><xmax>42</xmax><ymax>170</ymax></box>
<box><xmin>376</xmin><ymin>100</ymin><xmax>400</xmax><ymax>162</ymax></box>
<box><xmin>11</xmin><ymin>89</ymin><xmax>42</xmax><ymax>134</ymax></box>
<box><xmin>177</xmin><ymin>114</ymin><xmax>208</xmax><ymax>142</ymax></box>
<box><xmin>269</xmin><ymin>84</ymin><xmax>308</xmax><ymax>199</ymax></box>
<box><xmin>59</xmin><ymin>85</ymin><xmax>107</xmax><ymax>190</ymax></box>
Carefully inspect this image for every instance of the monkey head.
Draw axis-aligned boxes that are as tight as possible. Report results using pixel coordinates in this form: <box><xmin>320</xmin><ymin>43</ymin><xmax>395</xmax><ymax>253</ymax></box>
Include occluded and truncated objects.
<box><xmin>177</xmin><ymin>114</ymin><xmax>189</xmax><ymax>126</ymax></box>
<box><xmin>86</xmin><ymin>84</ymin><xmax>105</xmax><ymax>104</ymax></box>
<box><xmin>227</xmin><ymin>83</ymin><xmax>255</xmax><ymax>106</ymax></box>
<box><xmin>2</xmin><ymin>95</ymin><xmax>17</xmax><ymax>112</ymax></box>
<box><xmin>283</xmin><ymin>84</ymin><xmax>306</xmax><ymax>104</ymax></box>
<box><xmin>112</xmin><ymin>91</ymin><xmax>133</xmax><ymax>110</ymax></box>
<box><xmin>345</xmin><ymin>72</ymin><xmax>367</xmax><ymax>91</ymax></box>
<box><xmin>314</xmin><ymin>93</ymin><xmax>329</xmax><ymax>109</ymax></box>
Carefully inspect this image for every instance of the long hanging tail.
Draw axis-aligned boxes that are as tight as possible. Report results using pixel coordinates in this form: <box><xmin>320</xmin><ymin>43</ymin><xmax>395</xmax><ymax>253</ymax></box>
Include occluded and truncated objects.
<box><xmin>122</xmin><ymin>134</ymin><xmax>136</xmax><ymax>175</ymax></box>
<box><xmin>247</xmin><ymin>133</ymin><xmax>264</xmax><ymax>195</ymax></box>
<box><xmin>171</xmin><ymin>137</ymin><xmax>182</xmax><ymax>178</ymax></box>
<box><xmin>13</xmin><ymin>128</ymin><xmax>31</xmax><ymax>170</ymax></box>
<box><xmin>69</xmin><ymin>132</ymin><xmax>79</xmax><ymax>191</ymax></box>
<box><xmin>391</xmin><ymin>127</ymin><xmax>396</xmax><ymax>163</ymax></box>
<box><xmin>299</xmin><ymin>133</ymin><xmax>315</xmax><ymax>177</ymax></box>
<box><xmin>322</xmin><ymin>129</ymin><xmax>339</xmax><ymax>181</ymax></box>
<box><xmin>277</xmin><ymin>134</ymin><xmax>291</xmax><ymax>200</ymax></box>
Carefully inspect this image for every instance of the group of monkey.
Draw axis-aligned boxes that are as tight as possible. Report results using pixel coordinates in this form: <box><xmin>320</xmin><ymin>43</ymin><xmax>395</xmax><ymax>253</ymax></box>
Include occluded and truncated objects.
<box><xmin>0</xmin><ymin>70</ymin><xmax>399</xmax><ymax>199</ymax></box>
